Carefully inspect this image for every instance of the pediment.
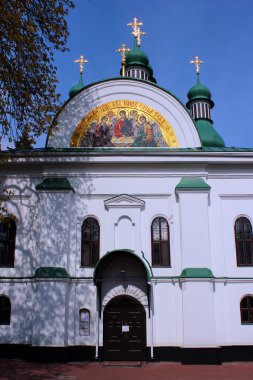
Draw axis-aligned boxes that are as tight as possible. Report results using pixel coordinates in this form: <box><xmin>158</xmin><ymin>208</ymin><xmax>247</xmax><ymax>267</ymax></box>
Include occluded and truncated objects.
<box><xmin>104</xmin><ymin>194</ymin><xmax>145</xmax><ymax>210</ymax></box>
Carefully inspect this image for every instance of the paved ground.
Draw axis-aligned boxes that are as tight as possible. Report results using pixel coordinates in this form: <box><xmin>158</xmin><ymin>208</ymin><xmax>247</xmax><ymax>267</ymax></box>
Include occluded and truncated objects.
<box><xmin>1</xmin><ymin>360</ymin><xmax>253</xmax><ymax>380</ymax></box>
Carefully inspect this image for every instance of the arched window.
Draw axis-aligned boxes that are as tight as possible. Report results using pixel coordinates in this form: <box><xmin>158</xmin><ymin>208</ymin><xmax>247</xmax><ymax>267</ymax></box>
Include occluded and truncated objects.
<box><xmin>0</xmin><ymin>219</ymin><xmax>16</xmax><ymax>267</ymax></box>
<box><xmin>0</xmin><ymin>295</ymin><xmax>11</xmax><ymax>325</ymax></box>
<box><xmin>151</xmin><ymin>217</ymin><xmax>170</xmax><ymax>267</ymax></box>
<box><xmin>79</xmin><ymin>308</ymin><xmax>90</xmax><ymax>335</ymax></box>
<box><xmin>240</xmin><ymin>295</ymin><xmax>253</xmax><ymax>324</ymax></box>
<box><xmin>234</xmin><ymin>217</ymin><xmax>253</xmax><ymax>266</ymax></box>
<box><xmin>81</xmin><ymin>217</ymin><xmax>99</xmax><ymax>267</ymax></box>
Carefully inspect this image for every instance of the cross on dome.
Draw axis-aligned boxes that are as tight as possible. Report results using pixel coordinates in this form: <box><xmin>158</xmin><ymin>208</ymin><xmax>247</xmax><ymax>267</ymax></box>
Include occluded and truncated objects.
<box><xmin>127</xmin><ymin>18</ymin><xmax>146</xmax><ymax>47</ymax></box>
<box><xmin>116</xmin><ymin>43</ymin><xmax>131</xmax><ymax>77</ymax></box>
<box><xmin>136</xmin><ymin>27</ymin><xmax>146</xmax><ymax>47</ymax></box>
<box><xmin>190</xmin><ymin>56</ymin><xmax>204</xmax><ymax>74</ymax></box>
<box><xmin>127</xmin><ymin>17</ymin><xmax>143</xmax><ymax>36</ymax></box>
<box><xmin>74</xmin><ymin>55</ymin><xmax>88</xmax><ymax>74</ymax></box>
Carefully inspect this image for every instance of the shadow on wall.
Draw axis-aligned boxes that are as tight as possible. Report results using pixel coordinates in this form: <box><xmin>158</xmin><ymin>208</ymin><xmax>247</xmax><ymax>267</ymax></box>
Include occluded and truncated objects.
<box><xmin>0</xmin><ymin>154</ymin><xmax>95</xmax><ymax>346</ymax></box>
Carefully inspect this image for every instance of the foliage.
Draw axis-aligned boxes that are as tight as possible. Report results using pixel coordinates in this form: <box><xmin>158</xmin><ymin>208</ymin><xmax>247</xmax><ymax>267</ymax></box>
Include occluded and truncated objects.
<box><xmin>0</xmin><ymin>189</ymin><xmax>16</xmax><ymax>222</ymax></box>
<box><xmin>0</xmin><ymin>0</ymin><xmax>74</xmax><ymax>147</ymax></box>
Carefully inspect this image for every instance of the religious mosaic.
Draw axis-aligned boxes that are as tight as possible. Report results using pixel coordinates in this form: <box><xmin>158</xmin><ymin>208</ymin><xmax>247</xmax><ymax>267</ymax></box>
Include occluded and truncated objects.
<box><xmin>70</xmin><ymin>100</ymin><xmax>178</xmax><ymax>148</ymax></box>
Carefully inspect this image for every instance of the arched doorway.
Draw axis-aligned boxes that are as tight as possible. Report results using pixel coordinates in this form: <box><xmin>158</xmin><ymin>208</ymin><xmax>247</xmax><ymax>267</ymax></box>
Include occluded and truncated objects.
<box><xmin>103</xmin><ymin>295</ymin><xmax>146</xmax><ymax>361</ymax></box>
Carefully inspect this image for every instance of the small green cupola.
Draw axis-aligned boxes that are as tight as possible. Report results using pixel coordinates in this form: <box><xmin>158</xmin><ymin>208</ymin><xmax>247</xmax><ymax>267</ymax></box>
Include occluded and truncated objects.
<box><xmin>186</xmin><ymin>56</ymin><xmax>225</xmax><ymax>148</ymax></box>
<box><xmin>124</xmin><ymin>37</ymin><xmax>156</xmax><ymax>83</ymax></box>
<box><xmin>69</xmin><ymin>73</ymin><xmax>84</xmax><ymax>98</ymax></box>
<box><xmin>69</xmin><ymin>54</ymin><xmax>88</xmax><ymax>98</ymax></box>
<box><xmin>187</xmin><ymin>74</ymin><xmax>213</xmax><ymax>104</ymax></box>
<box><xmin>119</xmin><ymin>17</ymin><xmax>156</xmax><ymax>83</ymax></box>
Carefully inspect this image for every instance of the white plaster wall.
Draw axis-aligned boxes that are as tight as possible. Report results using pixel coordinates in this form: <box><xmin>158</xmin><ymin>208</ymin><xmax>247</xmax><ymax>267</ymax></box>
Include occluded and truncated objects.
<box><xmin>0</xmin><ymin>179</ymin><xmax>40</xmax><ymax>277</ymax></box>
<box><xmin>152</xmin><ymin>282</ymin><xmax>182</xmax><ymax>345</ymax></box>
<box><xmin>220</xmin><ymin>196</ymin><xmax>253</xmax><ymax>277</ymax></box>
<box><xmin>178</xmin><ymin>191</ymin><xmax>211</xmax><ymax>269</ymax></box>
<box><xmin>37</xmin><ymin>191</ymin><xmax>74</xmax><ymax>268</ymax></box>
<box><xmin>32</xmin><ymin>281</ymin><xmax>69</xmax><ymax>346</ymax></box>
<box><xmin>215</xmin><ymin>282</ymin><xmax>253</xmax><ymax>345</ymax></box>
<box><xmin>1</xmin><ymin>154</ymin><xmax>253</xmax><ymax>348</ymax></box>
<box><xmin>182</xmin><ymin>281</ymin><xmax>216</xmax><ymax>347</ymax></box>
<box><xmin>208</xmin><ymin>175</ymin><xmax>253</xmax><ymax>277</ymax></box>
<box><xmin>0</xmin><ymin>282</ymin><xmax>33</xmax><ymax>344</ymax></box>
<box><xmin>68</xmin><ymin>282</ymin><xmax>97</xmax><ymax>346</ymax></box>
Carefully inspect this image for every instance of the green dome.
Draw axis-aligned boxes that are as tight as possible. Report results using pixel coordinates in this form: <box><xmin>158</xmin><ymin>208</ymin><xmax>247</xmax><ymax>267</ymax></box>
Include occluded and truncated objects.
<box><xmin>187</xmin><ymin>74</ymin><xmax>212</xmax><ymax>102</ymax></box>
<box><xmin>69</xmin><ymin>74</ymin><xmax>84</xmax><ymax>98</ymax></box>
<box><xmin>125</xmin><ymin>38</ymin><xmax>149</xmax><ymax>68</ymax></box>
<box><xmin>124</xmin><ymin>37</ymin><xmax>156</xmax><ymax>82</ymax></box>
<box><xmin>195</xmin><ymin>119</ymin><xmax>225</xmax><ymax>148</ymax></box>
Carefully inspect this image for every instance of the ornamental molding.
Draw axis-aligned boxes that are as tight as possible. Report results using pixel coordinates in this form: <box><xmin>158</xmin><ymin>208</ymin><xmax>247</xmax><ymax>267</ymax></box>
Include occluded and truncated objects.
<box><xmin>104</xmin><ymin>194</ymin><xmax>145</xmax><ymax>210</ymax></box>
<box><xmin>219</xmin><ymin>194</ymin><xmax>253</xmax><ymax>200</ymax></box>
<box><xmin>102</xmin><ymin>284</ymin><xmax>148</xmax><ymax>307</ymax></box>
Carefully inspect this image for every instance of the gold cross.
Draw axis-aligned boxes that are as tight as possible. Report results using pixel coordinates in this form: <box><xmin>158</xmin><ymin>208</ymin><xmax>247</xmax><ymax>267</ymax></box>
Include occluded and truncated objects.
<box><xmin>136</xmin><ymin>27</ymin><xmax>146</xmax><ymax>46</ymax></box>
<box><xmin>127</xmin><ymin>17</ymin><xmax>143</xmax><ymax>37</ymax></box>
<box><xmin>116</xmin><ymin>43</ymin><xmax>131</xmax><ymax>77</ymax></box>
<box><xmin>190</xmin><ymin>56</ymin><xmax>204</xmax><ymax>74</ymax></box>
<box><xmin>74</xmin><ymin>55</ymin><xmax>88</xmax><ymax>74</ymax></box>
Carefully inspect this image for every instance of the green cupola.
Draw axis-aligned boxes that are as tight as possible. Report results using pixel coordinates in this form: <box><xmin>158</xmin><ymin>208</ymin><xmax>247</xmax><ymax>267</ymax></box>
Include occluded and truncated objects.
<box><xmin>187</xmin><ymin>74</ymin><xmax>213</xmax><ymax>104</ymax></box>
<box><xmin>186</xmin><ymin>57</ymin><xmax>225</xmax><ymax>148</ymax></box>
<box><xmin>69</xmin><ymin>73</ymin><xmax>84</xmax><ymax>98</ymax></box>
<box><xmin>118</xmin><ymin>17</ymin><xmax>156</xmax><ymax>83</ymax></box>
<box><xmin>69</xmin><ymin>54</ymin><xmax>88</xmax><ymax>98</ymax></box>
<box><xmin>124</xmin><ymin>37</ymin><xmax>156</xmax><ymax>83</ymax></box>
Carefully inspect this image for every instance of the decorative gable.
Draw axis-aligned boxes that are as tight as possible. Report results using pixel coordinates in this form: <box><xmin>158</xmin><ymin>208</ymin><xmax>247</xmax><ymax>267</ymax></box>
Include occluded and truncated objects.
<box><xmin>104</xmin><ymin>194</ymin><xmax>145</xmax><ymax>210</ymax></box>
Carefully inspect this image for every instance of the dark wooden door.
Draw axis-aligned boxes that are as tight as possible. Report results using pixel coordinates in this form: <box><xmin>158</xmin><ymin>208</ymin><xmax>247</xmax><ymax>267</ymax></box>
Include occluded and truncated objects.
<box><xmin>103</xmin><ymin>296</ymin><xmax>146</xmax><ymax>361</ymax></box>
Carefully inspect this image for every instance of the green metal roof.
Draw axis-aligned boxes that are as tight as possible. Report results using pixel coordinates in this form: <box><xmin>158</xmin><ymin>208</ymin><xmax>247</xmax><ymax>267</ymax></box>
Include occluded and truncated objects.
<box><xmin>179</xmin><ymin>268</ymin><xmax>214</xmax><ymax>278</ymax></box>
<box><xmin>34</xmin><ymin>267</ymin><xmax>70</xmax><ymax>278</ymax></box>
<box><xmin>195</xmin><ymin>119</ymin><xmax>225</xmax><ymax>148</ymax></box>
<box><xmin>36</xmin><ymin>177</ymin><xmax>74</xmax><ymax>192</ymax></box>
<box><xmin>175</xmin><ymin>177</ymin><xmax>211</xmax><ymax>191</ymax></box>
<box><xmin>2</xmin><ymin>146</ymin><xmax>253</xmax><ymax>156</ymax></box>
<box><xmin>3</xmin><ymin>146</ymin><xmax>253</xmax><ymax>158</ymax></box>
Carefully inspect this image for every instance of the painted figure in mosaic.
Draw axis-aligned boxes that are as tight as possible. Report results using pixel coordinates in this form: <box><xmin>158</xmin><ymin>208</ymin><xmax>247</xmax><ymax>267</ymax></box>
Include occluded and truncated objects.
<box><xmin>134</xmin><ymin>115</ymin><xmax>156</xmax><ymax>147</ymax></box>
<box><xmin>80</xmin><ymin>121</ymin><xmax>97</xmax><ymax>147</ymax></box>
<box><xmin>114</xmin><ymin>110</ymin><xmax>134</xmax><ymax>138</ymax></box>
<box><xmin>96</xmin><ymin>116</ymin><xmax>112</xmax><ymax>147</ymax></box>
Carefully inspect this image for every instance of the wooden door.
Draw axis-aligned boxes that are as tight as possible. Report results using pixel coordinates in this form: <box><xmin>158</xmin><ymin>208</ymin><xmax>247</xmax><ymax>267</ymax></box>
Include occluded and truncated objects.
<box><xmin>103</xmin><ymin>296</ymin><xmax>146</xmax><ymax>361</ymax></box>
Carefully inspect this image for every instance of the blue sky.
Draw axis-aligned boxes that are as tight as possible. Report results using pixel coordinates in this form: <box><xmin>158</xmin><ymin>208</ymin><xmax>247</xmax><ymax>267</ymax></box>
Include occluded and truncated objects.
<box><xmin>47</xmin><ymin>0</ymin><xmax>253</xmax><ymax>148</ymax></box>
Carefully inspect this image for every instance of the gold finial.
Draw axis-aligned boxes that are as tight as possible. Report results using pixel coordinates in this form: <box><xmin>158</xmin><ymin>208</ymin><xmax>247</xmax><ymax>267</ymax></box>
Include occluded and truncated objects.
<box><xmin>136</xmin><ymin>26</ymin><xmax>146</xmax><ymax>47</ymax></box>
<box><xmin>190</xmin><ymin>56</ymin><xmax>204</xmax><ymax>74</ymax></box>
<box><xmin>116</xmin><ymin>43</ymin><xmax>131</xmax><ymax>77</ymax></box>
<box><xmin>127</xmin><ymin>17</ymin><xmax>143</xmax><ymax>37</ymax></box>
<box><xmin>74</xmin><ymin>55</ymin><xmax>88</xmax><ymax>74</ymax></box>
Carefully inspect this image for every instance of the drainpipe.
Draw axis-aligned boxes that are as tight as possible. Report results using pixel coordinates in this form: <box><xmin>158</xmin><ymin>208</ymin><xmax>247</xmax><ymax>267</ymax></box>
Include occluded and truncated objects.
<box><xmin>149</xmin><ymin>282</ymin><xmax>154</xmax><ymax>359</ymax></box>
<box><xmin>95</xmin><ymin>286</ymin><xmax>99</xmax><ymax>359</ymax></box>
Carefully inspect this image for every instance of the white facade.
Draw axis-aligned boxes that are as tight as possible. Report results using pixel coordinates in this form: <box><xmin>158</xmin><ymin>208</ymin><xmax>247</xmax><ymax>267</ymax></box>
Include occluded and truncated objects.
<box><xmin>1</xmin><ymin>78</ymin><xmax>253</xmax><ymax>363</ymax></box>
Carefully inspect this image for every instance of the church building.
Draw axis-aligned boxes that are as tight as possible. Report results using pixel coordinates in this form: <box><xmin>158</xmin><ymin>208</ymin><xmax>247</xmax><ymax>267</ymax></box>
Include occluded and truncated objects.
<box><xmin>1</xmin><ymin>18</ymin><xmax>253</xmax><ymax>363</ymax></box>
